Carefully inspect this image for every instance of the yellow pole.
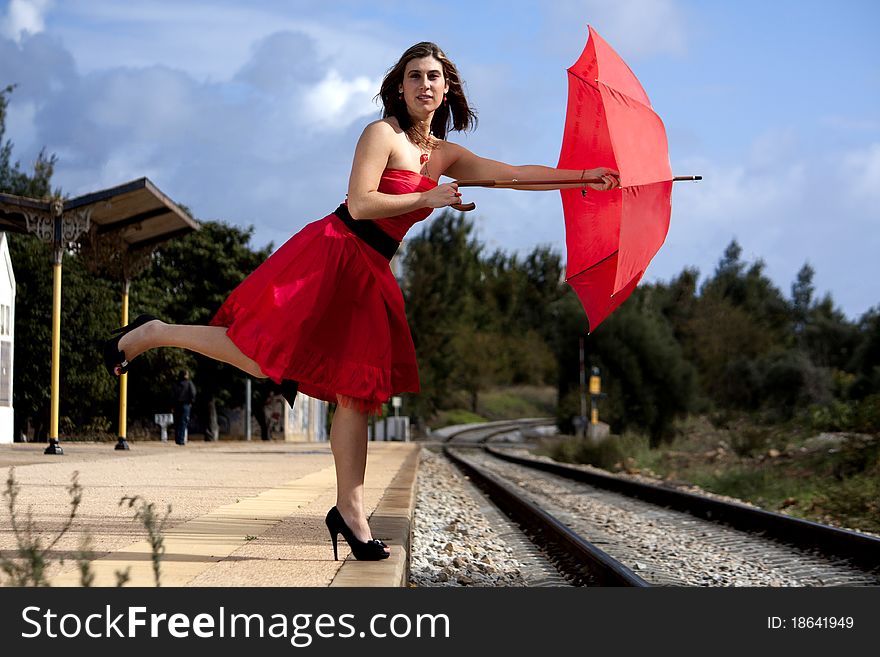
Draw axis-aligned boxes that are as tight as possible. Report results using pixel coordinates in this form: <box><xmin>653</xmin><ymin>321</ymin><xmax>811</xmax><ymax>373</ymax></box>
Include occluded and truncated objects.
<box><xmin>49</xmin><ymin>259</ymin><xmax>62</xmax><ymax>440</ymax></box>
<box><xmin>589</xmin><ymin>367</ymin><xmax>601</xmax><ymax>439</ymax></box>
<box><xmin>117</xmin><ymin>280</ymin><xmax>130</xmax><ymax>447</ymax></box>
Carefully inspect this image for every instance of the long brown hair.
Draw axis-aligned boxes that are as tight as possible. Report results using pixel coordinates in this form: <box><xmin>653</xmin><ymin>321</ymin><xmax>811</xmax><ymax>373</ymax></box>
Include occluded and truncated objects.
<box><xmin>376</xmin><ymin>42</ymin><xmax>477</xmax><ymax>146</ymax></box>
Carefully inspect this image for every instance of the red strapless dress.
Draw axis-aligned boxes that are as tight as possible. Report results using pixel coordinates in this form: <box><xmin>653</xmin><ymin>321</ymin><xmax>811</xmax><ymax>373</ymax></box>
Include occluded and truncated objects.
<box><xmin>210</xmin><ymin>169</ymin><xmax>436</xmax><ymax>413</ymax></box>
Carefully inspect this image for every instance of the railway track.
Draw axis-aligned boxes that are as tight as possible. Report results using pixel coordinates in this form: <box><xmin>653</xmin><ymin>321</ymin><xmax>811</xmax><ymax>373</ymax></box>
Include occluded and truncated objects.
<box><xmin>441</xmin><ymin>418</ymin><xmax>554</xmax><ymax>444</ymax></box>
<box><xmin>440</xmin><ymin>421</ymin><xmax>880</xmax><ymax>587</ymax></box>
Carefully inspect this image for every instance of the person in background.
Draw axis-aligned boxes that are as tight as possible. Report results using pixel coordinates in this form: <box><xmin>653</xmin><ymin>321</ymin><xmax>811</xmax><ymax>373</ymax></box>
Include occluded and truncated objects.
<box><xmin>171</xmin><ymin>369</ymin><xmax>196</xmax><ymax>446</ymax></box>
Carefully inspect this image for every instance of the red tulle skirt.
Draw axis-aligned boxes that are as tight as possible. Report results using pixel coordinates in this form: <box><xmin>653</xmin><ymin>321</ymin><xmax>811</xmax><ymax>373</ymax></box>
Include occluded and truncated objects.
<box><xmin>210</xmin><ymin>212</ymin><xmax>419</xmax><ymax>414</ymax></box>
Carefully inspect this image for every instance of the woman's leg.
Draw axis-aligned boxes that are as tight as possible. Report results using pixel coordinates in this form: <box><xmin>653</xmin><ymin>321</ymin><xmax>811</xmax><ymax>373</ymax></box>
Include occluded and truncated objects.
<box><xmin>329</xmin><ymin>402</ymin><xmax>390</xmax><ymax>553</ymax></box>
<box><xmin>117</xmin><ymin>320</ymin><xmax>267</xmax><ymax>378</ymax></box>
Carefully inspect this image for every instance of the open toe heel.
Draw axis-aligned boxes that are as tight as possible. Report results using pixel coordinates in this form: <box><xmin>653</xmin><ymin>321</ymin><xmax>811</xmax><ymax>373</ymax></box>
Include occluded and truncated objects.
<box><xmin>325</xmin><ymin>506</ymin><xmax>389</xmax><ymax>561</ymax></box>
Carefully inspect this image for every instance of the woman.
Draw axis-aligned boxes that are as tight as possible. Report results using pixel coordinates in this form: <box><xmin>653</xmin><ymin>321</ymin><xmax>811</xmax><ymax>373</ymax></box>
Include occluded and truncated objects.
<box><xmin>103</xmin><ymin>42</ymin><xmax>619</xmax><ymax>561</ymax></box>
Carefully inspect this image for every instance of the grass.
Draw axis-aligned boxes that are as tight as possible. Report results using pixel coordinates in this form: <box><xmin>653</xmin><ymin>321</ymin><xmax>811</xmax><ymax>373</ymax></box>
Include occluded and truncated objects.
<box><xmin>429</xmin><ymin>409</ymin><xmax>487</xmax><ymax>429</ymax></box>
<box><xmin>477</xmin><ymin>386</ymin><xmax>556</xmax><ymax>420</ymax></box>
<box><xmin>429</xmin><ymin>385</ymin><xmax>556</xmax><ymax>429</ymax></box>
<box><xmin>537</xmin><ymin>414</ymin><xmax>880</xmax><ymax>535</ymax></box>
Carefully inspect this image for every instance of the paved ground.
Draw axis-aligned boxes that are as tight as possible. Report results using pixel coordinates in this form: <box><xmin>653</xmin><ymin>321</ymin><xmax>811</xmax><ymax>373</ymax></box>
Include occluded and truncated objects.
<box><xmin>0</xmin><ymin>440</ymin><xmax>419</xmax><ymax>587</ymax></box>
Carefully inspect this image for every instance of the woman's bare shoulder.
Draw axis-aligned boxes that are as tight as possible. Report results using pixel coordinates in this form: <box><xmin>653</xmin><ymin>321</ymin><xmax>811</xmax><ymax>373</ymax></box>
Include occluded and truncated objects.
<box><xmin>361</xmin><ymin>117</ymin><xmax>402</xmax><ymax>137</ymax></box>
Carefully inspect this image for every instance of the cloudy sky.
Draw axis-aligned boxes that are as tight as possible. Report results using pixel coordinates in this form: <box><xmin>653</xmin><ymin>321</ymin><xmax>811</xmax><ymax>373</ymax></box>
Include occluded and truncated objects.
<box><xmin>1</xmin><ymin>0</ymin><xmax>878</xmax><ymax>319</ymax></box>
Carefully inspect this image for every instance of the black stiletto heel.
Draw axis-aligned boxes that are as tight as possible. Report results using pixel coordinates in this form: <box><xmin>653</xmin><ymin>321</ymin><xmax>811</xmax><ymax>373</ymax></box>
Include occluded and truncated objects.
<box><xmin>325</xmin><ymin>506</ymin><xmax>389</xmax><ymax>561</ymax></box>
<box><xmin>102</xmin><ymin>314</ymin><xmax>160</xmax><ymax>377</ymax></box>
<box><xmin>330</xmin><ymin>529</ymin><xmax>339</xmax><ymax>561</ymax></box>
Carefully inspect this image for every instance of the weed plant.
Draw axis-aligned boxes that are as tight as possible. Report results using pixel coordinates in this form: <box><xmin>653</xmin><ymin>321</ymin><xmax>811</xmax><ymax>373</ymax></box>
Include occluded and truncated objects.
<box><xmin>1</xmin><ymin>467</ymin><xmax>170</xmax><ymax>586</ymax></box>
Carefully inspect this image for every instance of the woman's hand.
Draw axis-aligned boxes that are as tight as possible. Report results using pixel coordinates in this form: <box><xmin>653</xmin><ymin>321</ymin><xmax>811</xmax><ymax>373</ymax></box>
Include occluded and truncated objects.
<box><xmin>421</xmin><ymin>182</ymin><xmax>463</xmax><ymax>208</ymax></box>
<box><xmin>585</xmin><ymin>167</ymin><xmax>621</xmax><ymax>191</ymax></box>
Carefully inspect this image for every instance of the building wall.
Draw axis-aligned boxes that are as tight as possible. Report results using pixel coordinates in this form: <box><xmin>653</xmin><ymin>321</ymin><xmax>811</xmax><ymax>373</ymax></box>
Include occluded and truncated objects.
<box><xmin>0</xmin><ymin>233</ymin><xmax>15</xmax><ymax>444</ymax></box>
<box><xmin>224</xmin><ymin>390</ymin><xmax>327</xmax><ymax>442</ymax></box>
<box><xmin>284</xmin><ymin>393</ymin><xmax>328</xmax><ymax>442</ymax></box>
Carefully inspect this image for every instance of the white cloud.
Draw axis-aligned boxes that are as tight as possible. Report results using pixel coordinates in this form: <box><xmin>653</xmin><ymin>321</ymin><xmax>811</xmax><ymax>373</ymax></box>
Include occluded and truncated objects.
<box><xmin>542</xmin><ymin>0</ymin><xmax>687</xmax><ymax>60</ymax></box>
<box><xmin>3</xmin><ymin>1</ymin><xmax>875</xmax><ymax>320</ymax></box>
<box><xmin>822</xmin><ymin>116</ymin><xmax>880</xmax><ymax>132</ymax></box>
<box><xmin>747</xmin><ymin>128</ymin><xmax>800</xmax><ymax>172</ymax></box>
<box><xmin>0</xmin><ymin>0</ymin><xmax>52</xmax><ymax>42</ymax></box>
<box><xmin>303</xmin><ymin>69</ymin><xmax>379</xmax><ymax>130</ymax></box>
<box><xmin>646</xmin><ymin>153</ymin><xmax>806</xmax><ymax>280</ymax></box>
<box><xmin>52</xmin><ymin>1</ymin><xmax>398</xmax><ymax>82</ymax></box>
<box><xmin>1</xmin><ymin>25</ymin><xmax>378</xmax><ymax>247</ymax></box>
<box><xmin>843</xmin><ymin>143</ymin><xmax>880</xmax><ymax>203</ymax></box>
<box><xmin>645</xmin><ymin>135</ymin><xmax>880</xmax><ymax>319</ymax></box>
<box><xmin>2</xmin><ymin>98</ymin><xmax>37</xmax><ymax>151</ymax></box>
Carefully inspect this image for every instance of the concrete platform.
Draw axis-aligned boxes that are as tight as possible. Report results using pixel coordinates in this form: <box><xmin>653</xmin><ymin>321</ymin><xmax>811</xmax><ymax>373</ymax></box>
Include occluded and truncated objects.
<box><xmin>0</xmin><ymin>440</ymin><xmax>419</xmax><ymax>587</ymax></box>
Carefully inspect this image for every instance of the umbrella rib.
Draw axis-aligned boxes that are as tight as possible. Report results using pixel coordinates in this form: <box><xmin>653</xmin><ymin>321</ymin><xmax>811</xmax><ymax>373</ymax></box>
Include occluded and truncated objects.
<box><xmin>566</xmin><ymin>249</ymin><xmax>619</xmax><ymax>281</ymax></box>
<box><xmin>567</xmin><ymin>69</ymin><xmax>655</xmax><ymax>113</ymax></box>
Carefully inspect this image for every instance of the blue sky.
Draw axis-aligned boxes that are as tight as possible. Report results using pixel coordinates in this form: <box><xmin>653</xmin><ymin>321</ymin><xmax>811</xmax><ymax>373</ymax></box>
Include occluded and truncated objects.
<box><xmin>1</xmin><ymin>0</ymin><xmax>878</xmax><ymax>319</ymax></box>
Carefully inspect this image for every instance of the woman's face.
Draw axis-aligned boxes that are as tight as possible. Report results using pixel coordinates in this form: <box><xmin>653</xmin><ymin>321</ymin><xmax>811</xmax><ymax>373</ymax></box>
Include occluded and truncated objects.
<box><xmin>400</xmin><ymin>56</ymin><xmax>449</xmax><ymax>115</ymax></box>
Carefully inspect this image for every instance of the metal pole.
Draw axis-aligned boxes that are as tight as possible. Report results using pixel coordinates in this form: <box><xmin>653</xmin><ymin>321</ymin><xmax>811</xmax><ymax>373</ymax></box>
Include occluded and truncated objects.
<box><xmin>589</xmin><ymin>367</ymin><xmax>602</xmax><ymax>441</ymax></box>
<box><xmin>115</xmin><ymin>279</ymin><xmax>130</xmax><ymax>450</ymax></box>
<box><xmin>24</xmin><ymin>201</ymin><xmax>89</xmax><ymax>455</ymax></box>
<box><xmin>579</xmin><ymin>336</ymin><xmax>587</xmax><ymax>438</ymax></box>
<box><xmin>45</xmin><ymin>245</ymin><xmax>63</xmax><ymax>455</ymax></box>
<box><xmin>245</xmin><ymin>378</ymin><xmax>252</xmax><ymax>440</ymax></box>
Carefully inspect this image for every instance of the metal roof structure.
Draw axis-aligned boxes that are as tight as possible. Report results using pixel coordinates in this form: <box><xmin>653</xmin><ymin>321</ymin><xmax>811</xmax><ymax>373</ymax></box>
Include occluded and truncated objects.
<box><xmin>0</xmin><ymin>177</ymin><xmax>199</xmax><ymax>452</ymax></box>
<box><xmin>0</xmin><ymin>176</ymin><xmax>198</xmax><ymax>255</ymax></box>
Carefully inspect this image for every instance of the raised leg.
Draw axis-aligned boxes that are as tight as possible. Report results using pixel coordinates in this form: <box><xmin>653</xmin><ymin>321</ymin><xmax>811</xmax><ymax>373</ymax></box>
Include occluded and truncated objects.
<box><xmin>329</xmin><ymin>402</ymin><xmax>390</xmax><ymax>553</ymax></box>
<box><xmin>118</xmin><ymin>319</ymin><xmax>267</xmax><ymax>379</ymax></box>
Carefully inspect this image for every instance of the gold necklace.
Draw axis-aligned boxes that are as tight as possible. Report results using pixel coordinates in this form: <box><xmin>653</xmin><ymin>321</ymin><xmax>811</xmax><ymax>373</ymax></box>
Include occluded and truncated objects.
<box><xmin>418</xmin><ymin>131</ymin><xmax>436</xmax><ymax>172</ymax></box>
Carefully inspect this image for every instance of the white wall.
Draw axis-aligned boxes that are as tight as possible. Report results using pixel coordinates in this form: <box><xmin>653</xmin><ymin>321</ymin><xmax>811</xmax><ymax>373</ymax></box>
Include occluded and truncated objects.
<box><xmin>285</xmin><ymin>393</ymin><xmax>327</xmax><ymax>442</ymax></box>
<box><xmin>0</xmin><ymin>233</ymin><xmax>15</xmax><ymax>443</ymax></box>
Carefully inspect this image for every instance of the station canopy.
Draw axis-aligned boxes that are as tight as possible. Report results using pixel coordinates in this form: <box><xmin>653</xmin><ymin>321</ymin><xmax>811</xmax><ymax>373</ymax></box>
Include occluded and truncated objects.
<box><xmin>1</xmin><ymin>176</ymin><xmax>197</xmax><ymax>248</ymax></box>
<box><xmin>0</xmin><ymin>176</ymin><xmax>198</xmax><ymax>277</ymax></box>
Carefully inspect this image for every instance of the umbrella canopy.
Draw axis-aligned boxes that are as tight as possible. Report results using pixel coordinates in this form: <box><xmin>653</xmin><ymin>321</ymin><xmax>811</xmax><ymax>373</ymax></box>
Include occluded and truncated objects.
<box><xmin>558</xmin><ymin>25</ymin><xmax>674</xmax><ymax>331</ymax></box>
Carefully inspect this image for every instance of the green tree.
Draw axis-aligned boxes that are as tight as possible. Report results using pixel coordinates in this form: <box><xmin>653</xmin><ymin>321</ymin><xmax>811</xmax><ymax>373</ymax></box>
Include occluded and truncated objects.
<box><xmin>550</xmin><ymin>289</ymin><xmax>591</xmax><ymax>434</ymax></box>
<box><xmin>791</xmin><ymin>262</ymin><xmax>815</xmax><ymax>344</ymax></box>
<box><xmin>589</xmin><ymin>289</ymin><xmax>697</xmax><ymax>444</ymax></box>
<box><xmin>551</xmin><ymin>284</ymin><xmax>696</xmax><ymax>443</ymax></box>
<box><xmin>127</xmin><ymin>221</ymin><xmax>273</xmax><ymax>436</ymax></box>
<box><xmin>850</xmin><ymin>308</ymin><xmax>880</xmax><ymax>399</ymax></box>
<box><xmin>801</xmin><ymin>291</ymin><xmax>860</xmax><ymax>371</ymax></box>
<box><xmin>450</xmin><ymin>327</ymin><xmax>508</xmax><ymax>412</ymax></box>
<box><xmin>403</xmin><ymin>210</ymin><xmax>482</xmax><ymax>418</ymax></box>
<box><xmin>2</xmin><ymin>85</ymin><xmax>87</xmax><ymax>440</ymax></box>
<box><xmin>684</xmin><ymin>241</ymin><xmax>791</xmax><ymax>407</ymax></box>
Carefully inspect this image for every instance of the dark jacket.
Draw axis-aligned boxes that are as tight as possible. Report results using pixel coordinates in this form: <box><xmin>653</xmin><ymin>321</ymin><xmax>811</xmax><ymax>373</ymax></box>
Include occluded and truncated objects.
<box><xmin>171</xmin><ymin>379</ymin><xmax>197</xmax><ymax>405</ymax></box>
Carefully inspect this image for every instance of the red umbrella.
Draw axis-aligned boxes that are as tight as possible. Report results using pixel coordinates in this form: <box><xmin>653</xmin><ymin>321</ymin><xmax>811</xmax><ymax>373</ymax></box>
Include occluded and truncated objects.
<box><xmin>457</xmin><ymin>26</ymin><xmax>699</xmax><ymax>331</ymax></box>
<box><xmin>559</xmin><ymin>25</ymin><xmax>681</xmax><ymax>331</ymax></box>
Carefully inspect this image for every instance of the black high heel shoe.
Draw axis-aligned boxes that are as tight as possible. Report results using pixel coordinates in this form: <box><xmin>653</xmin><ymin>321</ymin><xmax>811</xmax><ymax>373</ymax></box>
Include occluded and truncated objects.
<box><xmin>103</xmin><ymin>314</ymin><xmax>160</xmax><ymax>377</ymax></box>
<box><xmin>325</xmin><ymin>506</ymin><xmax>389</xmax><ymax>561</ymax></box>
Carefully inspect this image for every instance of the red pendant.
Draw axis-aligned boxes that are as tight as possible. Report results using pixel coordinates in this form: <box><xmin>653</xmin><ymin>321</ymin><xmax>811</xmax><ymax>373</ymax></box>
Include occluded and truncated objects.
<box><xmin>420</xmin><ymin>153</ymin><xmax>429</xmax><ymax>165</ymax></box>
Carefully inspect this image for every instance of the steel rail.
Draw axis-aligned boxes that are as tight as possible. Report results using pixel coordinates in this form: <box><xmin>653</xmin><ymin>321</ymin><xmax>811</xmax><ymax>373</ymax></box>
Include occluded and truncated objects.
<box><xmin>484</xmin><ymin>446</ymin><xmax>880</xmax><ymax>571</ymax></box>
<box><xmin>442</xmin><ymin>418</ymin><xmax>553</xmax><ymax>443</ymax></box>
<box><xmin>443</xmin><ymin>446</ymin><xmax>650</xmax><ymax>587</ymax></box>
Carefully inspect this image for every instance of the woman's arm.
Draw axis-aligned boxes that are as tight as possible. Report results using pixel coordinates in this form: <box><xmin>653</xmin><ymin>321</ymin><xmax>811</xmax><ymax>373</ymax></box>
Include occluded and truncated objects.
<box><xmin>346</xmin><ymin>121</ymin><xmax>462</xmax><ymax>219</ymax></box>
<box><xmin>441</xmin><ymin>142</ymin><xmax>619</xmax><ymax>191</ymax></box>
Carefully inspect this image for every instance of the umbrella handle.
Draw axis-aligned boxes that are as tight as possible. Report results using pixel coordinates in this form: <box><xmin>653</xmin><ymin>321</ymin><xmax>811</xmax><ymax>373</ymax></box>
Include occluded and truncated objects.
<box><xmin>455</xmin><ymin>175</ymin><xmax>702</xmax><ymax>188</ymax></box>
<box><xmin>450</xmin><ymin>202</ymin><xmax>476</xmax><ymax>212</ymax></box>
<box><xmin>456</xmin><ymin>177</ymin><xmax>605</xmax><ymax>189</ymax></box>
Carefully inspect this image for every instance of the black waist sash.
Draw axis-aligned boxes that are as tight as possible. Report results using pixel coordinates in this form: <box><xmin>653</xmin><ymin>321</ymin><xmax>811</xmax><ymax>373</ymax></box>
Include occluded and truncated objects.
<box><xmin>333</xmin><ymin>204</ymin><xmax>399</xmax><ymax>261</ymax></box>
